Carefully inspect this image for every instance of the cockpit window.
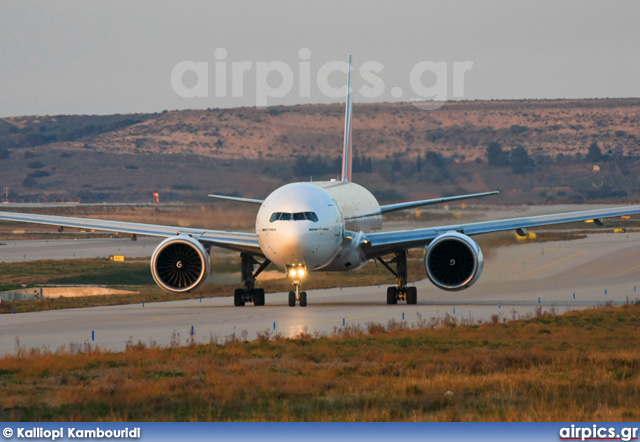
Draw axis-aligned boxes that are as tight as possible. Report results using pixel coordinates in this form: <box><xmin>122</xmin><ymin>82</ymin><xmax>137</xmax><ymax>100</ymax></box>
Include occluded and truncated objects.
<box><xmin>269</xmin><ymin>212</ymin><xmax>318</xmax><ymax>223</ymax></box>
<box><xmin>304</xmin><ymin>212</ymin><xmax>318</xmax><ymax>222</ymax></box>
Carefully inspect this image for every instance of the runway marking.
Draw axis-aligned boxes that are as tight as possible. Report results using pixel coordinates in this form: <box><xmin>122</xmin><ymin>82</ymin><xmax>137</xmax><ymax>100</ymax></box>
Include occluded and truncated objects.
<box><xmin>519</xmin><ymin>250</ymin><xmax>586</xmax><ymax>278</ymax></box>
<box><xmin>614</xmin><ymin>261</ymin><xmax>640</xmax><ymax>278</ymax></box>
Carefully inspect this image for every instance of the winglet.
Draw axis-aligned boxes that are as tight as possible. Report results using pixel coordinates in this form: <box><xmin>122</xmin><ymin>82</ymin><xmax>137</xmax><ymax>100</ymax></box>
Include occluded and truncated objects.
<box><xmin>341</xmin><ymin>55</ymin><xmax>353</xmax><ymax>182</ymax></box>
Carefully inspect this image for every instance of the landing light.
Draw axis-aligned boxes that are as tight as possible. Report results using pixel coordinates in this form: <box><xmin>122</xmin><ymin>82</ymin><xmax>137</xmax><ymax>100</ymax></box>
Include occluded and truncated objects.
<box><xmin>287</xmin><ymin>265</ymin><xmax>307</xmax><ymax>280</ymax></box>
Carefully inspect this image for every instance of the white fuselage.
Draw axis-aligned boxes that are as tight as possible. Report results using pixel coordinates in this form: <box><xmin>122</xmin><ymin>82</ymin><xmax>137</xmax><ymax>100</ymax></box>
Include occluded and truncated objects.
<box><xmin>255</xmin><ymin>181</ymin><xmax>382</xmax><ymax>271</ymax></box>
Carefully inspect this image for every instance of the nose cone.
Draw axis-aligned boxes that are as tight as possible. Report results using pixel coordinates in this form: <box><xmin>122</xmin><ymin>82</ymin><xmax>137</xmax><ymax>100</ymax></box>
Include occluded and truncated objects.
<box><xmin>256</xmin><ymin>183</ymin><xmax>342</xmax><ymax>269</ymax></box>
<box><xmin>267</xmin><ymin>221</ymin><xmax>338</xmax><ymax>268</ymax></box>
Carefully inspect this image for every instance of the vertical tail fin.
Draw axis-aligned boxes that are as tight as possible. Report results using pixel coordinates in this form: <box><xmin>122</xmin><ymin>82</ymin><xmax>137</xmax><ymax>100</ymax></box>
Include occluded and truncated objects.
<box><xmin>341</xmin><ymin>55</ymin><xmax>353</xmax><ymax>182</ymax></box>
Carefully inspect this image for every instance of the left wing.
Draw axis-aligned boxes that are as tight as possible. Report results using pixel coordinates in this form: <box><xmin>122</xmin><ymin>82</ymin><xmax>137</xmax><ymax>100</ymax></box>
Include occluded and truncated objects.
<box><xmin>380</xmin><ymin>191</ymin><xmax>499</xmax><ymax>214</ymax></box>
<box><xmin>0</xmin><ymin>211</ymin><xmax>262</xmax><ymax>255</ymax></box>
<box><xmin>362</xmin><ymin>205</ymin><xmax>640</xmax><ymax>258</ymax></box>
<box><xmin>208</xmin><ymin>194</ymin><xmax>264</xmax><ymax>205</ymax></box>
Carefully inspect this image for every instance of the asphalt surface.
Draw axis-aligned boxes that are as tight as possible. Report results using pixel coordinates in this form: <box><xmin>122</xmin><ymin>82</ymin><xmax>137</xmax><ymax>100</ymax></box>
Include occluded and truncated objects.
<box><xmin>1</xmin><ymin>232</ymin><xmax>639</xmax><ymax>354</ymax></box>
<box><xmin>0</xmin><ymin>237</ymin><xmax>160</xmax><ymax>262</ymax></box>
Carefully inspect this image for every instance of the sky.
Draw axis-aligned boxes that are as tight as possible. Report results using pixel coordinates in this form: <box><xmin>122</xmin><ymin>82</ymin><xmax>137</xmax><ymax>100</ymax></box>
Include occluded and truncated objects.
<box><xmin>1</xmin><ymin>0</ymin><xmax>639</xmax><ymax>117</ymax></box>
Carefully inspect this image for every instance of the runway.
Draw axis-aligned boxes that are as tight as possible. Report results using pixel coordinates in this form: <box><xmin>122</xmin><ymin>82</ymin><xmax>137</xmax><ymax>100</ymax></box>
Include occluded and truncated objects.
<box><xmin>1</xmin><ymin>232</ymin><xmax>640</xmax><ymax>354</ymax></box>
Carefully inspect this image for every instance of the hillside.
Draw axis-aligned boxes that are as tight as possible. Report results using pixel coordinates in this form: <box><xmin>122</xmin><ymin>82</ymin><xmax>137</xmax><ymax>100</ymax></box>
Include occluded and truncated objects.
<box><xmin>1</xmin><ymin>99</ymin><xmax>640</xmax><ymax>204</ymax></box>
<box><xmin>4</xmin><ymin>99</ymin><xmax>640</xmax><ymax>161</ymax></box>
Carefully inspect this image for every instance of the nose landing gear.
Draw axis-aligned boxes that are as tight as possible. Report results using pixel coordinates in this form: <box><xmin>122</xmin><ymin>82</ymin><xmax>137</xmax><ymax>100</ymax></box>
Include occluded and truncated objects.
<box><xmin>287</xmin><ymin>264</ymin><xmax>308</xmax><ymax>307</ymax></box>
<box><xmin>288</xmin><ymin>284</ymin><xmax>307</xmax><ymax>307</ymax></box>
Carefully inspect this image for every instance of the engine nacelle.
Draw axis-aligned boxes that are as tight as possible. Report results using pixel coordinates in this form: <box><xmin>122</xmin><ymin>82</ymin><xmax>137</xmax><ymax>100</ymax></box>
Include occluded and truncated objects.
<box><xmin>424</xmin><ymin>231</ymin><xmax>483</xmax><ymax>291</ymax></box>
<box><xmin>150</xmin><ymin>235</ymin><xmax>211</xmax><ymax>293</ymax></box>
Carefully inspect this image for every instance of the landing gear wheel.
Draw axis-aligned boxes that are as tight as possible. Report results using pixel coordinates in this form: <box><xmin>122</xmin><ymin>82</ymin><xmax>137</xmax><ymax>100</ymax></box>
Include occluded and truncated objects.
<box><xmin>234</xmin><ymin>288</ymin><xmax>246</xmax><ymax>307</ymax></box>
<box><xmin>406</xmin><ymin>286</ymin><xmax>417</xmax><ymax>305</ymax></box>
<box><xmin>300</xmin><ymin>291</ymin><xmax>307</xmax><ymax>307</ymax></box>
<box><xmin>253</xmin><ymin>288</ymin><xmax>265</xmax><ymax>306</ymax></box>
<box><xmin>378</xmin><ymin>251</ymin><xmax>409</xmax><ymax>306</ymax></box>
<box><xmin>288</xmin><ymin>291</ymin><xmax>296</xmax><ymax>307</ymax></box>
<box><xmin>386</xmin><ymin>287</ymin><xmax>398</xmax><ymax>305</ymax></box>
<box><xmin>235</xmin><ymin>253</ymin><xmax>271</xmax><ymax>307</ymax></box>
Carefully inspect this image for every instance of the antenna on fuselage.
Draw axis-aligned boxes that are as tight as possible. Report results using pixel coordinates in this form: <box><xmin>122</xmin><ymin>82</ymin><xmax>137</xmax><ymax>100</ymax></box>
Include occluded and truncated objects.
<box><xmin>341</xmin><ymin>55</ymin><xmax>353</xmax><ymax>183</ymax></box>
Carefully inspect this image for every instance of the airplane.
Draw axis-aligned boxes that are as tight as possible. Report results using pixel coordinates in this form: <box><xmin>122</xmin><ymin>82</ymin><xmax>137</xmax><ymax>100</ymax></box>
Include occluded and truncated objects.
<box><xmin>2</xmin><ymin>57</ymin><xmax>640</xmax><ymax>308</ymax></box>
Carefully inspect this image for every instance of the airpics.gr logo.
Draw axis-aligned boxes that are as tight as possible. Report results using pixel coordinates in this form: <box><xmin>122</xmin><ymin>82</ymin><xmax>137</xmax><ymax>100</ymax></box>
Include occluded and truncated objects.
<box><xmin>170</xmin><ymin>48</ymin><xmax>473</xmax><ymax>108</ymax></box>
<box><xmin>559</xmin><ymin>424</ymin><xmax>638</xmax><ymax>442</ymax></box>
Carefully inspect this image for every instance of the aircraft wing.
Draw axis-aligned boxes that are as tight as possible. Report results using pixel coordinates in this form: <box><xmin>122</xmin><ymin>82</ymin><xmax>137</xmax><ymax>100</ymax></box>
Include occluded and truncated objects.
<box><xmin>379</xmin><ymin>191</ymin><xmax>499</xmax><ymax>214</ymax></box>
<box><xmin>0</xmin><ymin>211</ymin><xmax>262</xmax><ymax>256</ymax></box>
<box><xmin>362</xmin><ymin>205</ymin><xmax>640</xmax><ymax>258</ymax></box>
<box><xmin>208</xmin><ymin>194</ymin><xmax>264</xmax><ymax>205</ymax></box>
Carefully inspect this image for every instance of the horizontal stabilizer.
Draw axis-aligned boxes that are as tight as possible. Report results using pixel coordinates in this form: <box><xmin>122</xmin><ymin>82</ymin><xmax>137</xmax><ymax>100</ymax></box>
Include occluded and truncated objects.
<box><xmin>208</xmin><ymin>194</ymin><xmax>264</xmax><ymax>205</ymax></box>
<box><xmin>380</xmin><ymin>191</ymin><xmax>499</xmax><ymax>214</ymax></box>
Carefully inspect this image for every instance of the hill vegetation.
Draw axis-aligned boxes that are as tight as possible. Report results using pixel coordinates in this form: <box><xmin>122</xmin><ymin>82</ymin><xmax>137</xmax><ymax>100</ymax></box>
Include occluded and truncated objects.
<box><xmin>1</xmin><ymin>99</ymin><xmax>640</xmax><ymax>204</ymax></box>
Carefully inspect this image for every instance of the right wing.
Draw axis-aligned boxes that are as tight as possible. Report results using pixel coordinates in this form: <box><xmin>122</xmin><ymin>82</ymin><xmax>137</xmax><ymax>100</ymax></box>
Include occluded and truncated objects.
<box><xmin>362</xmin><ymin>204</ymin><xmax>640</xmax><ymax>258</ymax></box>
<box><xmin>0</xmin><ymin>211</ymin><xmax>262</xmax><ymax>255</ymax></box>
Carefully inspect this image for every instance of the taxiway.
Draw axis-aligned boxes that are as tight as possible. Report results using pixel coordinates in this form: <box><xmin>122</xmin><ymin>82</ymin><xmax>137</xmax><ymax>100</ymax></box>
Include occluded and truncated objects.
<box><xmin>1</xmin><ymin>232</ymin><xmax>638</xmax><ymax>354</ymax></box>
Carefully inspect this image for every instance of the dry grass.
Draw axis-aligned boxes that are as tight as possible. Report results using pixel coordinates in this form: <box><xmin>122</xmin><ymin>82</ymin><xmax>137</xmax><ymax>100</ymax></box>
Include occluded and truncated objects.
<box><xmin>1</xmin><ymin>303</ymin><xmax>639</xmax><ymax>421</ymax></box>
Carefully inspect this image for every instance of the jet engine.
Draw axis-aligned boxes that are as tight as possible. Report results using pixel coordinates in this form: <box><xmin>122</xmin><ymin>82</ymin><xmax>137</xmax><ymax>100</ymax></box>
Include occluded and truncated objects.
<box><xmin>424</xmin><ymin>231</ymin><xmax>483</xmax><ymax>291</ymax></box>
<box><xmin>151</xmin><ymin>235</ymin><xmax>210</xmax><ymax>293</ymax></box>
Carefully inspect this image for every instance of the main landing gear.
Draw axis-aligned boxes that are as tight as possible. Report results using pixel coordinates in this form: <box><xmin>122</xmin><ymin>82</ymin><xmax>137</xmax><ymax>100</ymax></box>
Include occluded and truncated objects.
<box><xmin>376</xmin><ymin>250</ymin><xmax>417</xmax><ymax>305</ymax></box>
<box><xmin>234</xmin><ymin>253</ymin><xmax>271</xmax><ymax>307</ymax></box>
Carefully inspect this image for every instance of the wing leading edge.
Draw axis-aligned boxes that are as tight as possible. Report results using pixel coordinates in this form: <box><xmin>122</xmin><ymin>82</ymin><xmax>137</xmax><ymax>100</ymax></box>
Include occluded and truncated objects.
<box><xmin>0</xmin><ymin>211</ymin><xmax>262</xmax><ymax>256</ymax></box>
<box><xmin>362</xmin><ymin>205</ymin><xmax>640</xmax><ymax>258</ymax></box>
